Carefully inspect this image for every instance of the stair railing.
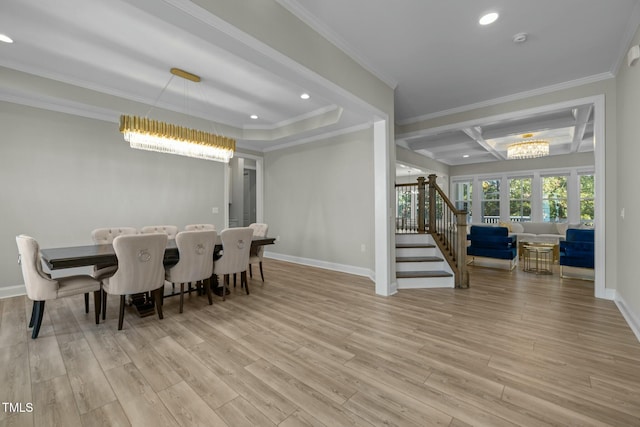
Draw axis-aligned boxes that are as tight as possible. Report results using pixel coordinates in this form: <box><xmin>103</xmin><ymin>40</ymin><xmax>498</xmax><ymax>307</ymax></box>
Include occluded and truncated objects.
<box><xmin>395</xmin><ymin>174</ymin><xmax>469</xmax><ymax>288</ymax></box>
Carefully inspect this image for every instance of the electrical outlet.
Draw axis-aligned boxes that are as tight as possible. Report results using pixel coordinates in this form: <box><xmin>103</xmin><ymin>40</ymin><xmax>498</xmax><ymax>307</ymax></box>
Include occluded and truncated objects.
<box><xmin>212</xmin><ymin>207</ymin><xmax>219</xmax><ymax>214</ymax></box>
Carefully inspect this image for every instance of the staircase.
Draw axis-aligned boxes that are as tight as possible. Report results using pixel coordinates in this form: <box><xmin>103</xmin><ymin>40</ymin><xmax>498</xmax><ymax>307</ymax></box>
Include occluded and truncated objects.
<box><xmin>396</xmin><ymin>233</ymin><xmax>454</xmax><ymax>289</ymax></box>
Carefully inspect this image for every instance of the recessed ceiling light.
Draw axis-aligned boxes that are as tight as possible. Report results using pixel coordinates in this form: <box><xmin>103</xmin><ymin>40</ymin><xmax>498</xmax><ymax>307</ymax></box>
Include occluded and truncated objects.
<box><xmin>463</xmin><ymin>154</ymin><xmax>470</xmax><ymax>158</ymax></box>
<box><xmin>250</xmin><ymin>114</ymin><xmax>258</xmax><ymax>120</ymax></box>
<box><xmin>0</xmin><ymin>34</ymin><xmax>14</xmax><ymax>44</ymax></box>
<box><xmin>300</xmin><ymin>93</ymin><xmax>310</xmax><ymax>100</ymax></box>
<box><xmin>479</xmin><ymin>12</ymin><xmax>499</xmax><ymax>26</ymax></box>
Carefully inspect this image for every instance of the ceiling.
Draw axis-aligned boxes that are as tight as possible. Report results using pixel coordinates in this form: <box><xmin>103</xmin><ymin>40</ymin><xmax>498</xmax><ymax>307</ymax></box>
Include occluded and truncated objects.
<box><xmin>1</xmin><ymin>0</ymin><xmax>639</xmax><ymax>162</ymax></box>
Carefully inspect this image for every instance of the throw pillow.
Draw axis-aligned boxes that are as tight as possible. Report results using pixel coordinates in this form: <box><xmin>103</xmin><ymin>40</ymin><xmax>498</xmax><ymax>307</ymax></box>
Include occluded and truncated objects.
<box><xmin>498</xmin><ymin>221</ymin><xmax>512</xmax><ymax>232</ymax></box>
<box><xmin>510</xmin><ymin>222</ymin><xmax>524</xmax><ymax>233</ymax></box>
<box><xmin>556</xmin><ymin>222</ymin><xmax>570</xmax><ymax>235</ymax></box>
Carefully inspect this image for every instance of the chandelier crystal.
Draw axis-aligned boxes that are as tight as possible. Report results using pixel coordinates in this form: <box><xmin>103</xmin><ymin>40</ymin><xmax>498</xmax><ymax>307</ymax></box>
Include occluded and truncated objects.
<box><xmin>120</xmin><ymin>115</ymin><xmax>235</xmax><ymax>163</ymax></box>
<box><xmin>507</xmin><ymin>139</ymin><xmax>549</xmax><ymax>160</ymax></box>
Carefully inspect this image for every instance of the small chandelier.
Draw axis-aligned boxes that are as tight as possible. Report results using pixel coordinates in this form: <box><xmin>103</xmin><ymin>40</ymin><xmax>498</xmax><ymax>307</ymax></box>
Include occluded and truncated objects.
<box><xmin>120</xmin><ymin>68</ymin><xmax>235</xmax><ymax>163</ymax></box>
<box><xmin>507</xmin><ymin>138</ymin><xmax>549</xmax><ymax>160</ymax></box>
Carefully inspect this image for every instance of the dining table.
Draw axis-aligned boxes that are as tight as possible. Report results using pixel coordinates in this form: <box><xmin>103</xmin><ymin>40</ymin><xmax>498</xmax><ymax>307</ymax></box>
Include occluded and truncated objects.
<box><xmin>40</xmin><ymin>236</ymin><xmax>275</xmax><ymax>316</ymax></box>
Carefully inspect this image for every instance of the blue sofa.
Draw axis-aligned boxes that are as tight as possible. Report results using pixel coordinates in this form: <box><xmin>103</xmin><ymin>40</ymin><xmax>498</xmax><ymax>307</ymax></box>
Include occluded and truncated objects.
<box><xmin>559</xmin><ymin>228</ymin><xmax>594</xmax><ymax>277</ymax></box>
<box><xmin>467</xmin><ymin>226</ymin><xmax>517</xmax><ymax>270</ymax></box>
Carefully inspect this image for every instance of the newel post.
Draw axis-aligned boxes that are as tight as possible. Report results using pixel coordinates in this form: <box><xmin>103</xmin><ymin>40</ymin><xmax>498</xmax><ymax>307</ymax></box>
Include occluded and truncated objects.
<box><xmin>455</xmin><ymin>210</ymin><xmax>469</xmax><ymax>288</ymax></box>
<box><xmin>417</xmin><ymin>176</ymin><xmax>426</xmax><ymax>234</ymax></box>
<box><xmin>427</xmin><ymin>174</ymin><xmax>437</xmax><ymax>234</ymax></box>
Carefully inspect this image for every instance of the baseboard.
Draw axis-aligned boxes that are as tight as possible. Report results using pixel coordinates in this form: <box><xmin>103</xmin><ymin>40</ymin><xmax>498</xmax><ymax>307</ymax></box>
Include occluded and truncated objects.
<box><xmin>264</xmin><ymin>251</ymin><xmax>375</xmax><ymax>280</ymax></box>
<box><xmin>614</xmin><ymin>291</ymin><xmax>640</xmax><ymax>342</ymax></box>
<box><xmin>0</xmin><ymin>284</ymin><xmax>26</xmax><ymax>299</ymax></box>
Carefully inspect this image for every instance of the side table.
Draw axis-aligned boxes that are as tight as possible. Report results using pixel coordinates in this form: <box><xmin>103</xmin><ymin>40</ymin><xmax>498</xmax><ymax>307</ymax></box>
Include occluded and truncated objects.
<box><xmin>522</xmin><ymin>245</ymin><xmax>553</xmax><ymax>275</ymax></box>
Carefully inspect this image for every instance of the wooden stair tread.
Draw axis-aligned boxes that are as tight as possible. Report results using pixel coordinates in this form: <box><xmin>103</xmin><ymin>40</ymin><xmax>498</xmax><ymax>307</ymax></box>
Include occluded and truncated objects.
<box><xmin>396</xmin><ymin>270</ymin><xmax>453</xmax><ymax>278</ymax></box>
<box><xmin>396</xmin><ymin>256</ymin><xmax>443</xmax><ymax>263</ymax></box>
<box><xmin>396</xmin><ymin>243</ymin><xmax>436</xmax><ymax>249</ymax></box>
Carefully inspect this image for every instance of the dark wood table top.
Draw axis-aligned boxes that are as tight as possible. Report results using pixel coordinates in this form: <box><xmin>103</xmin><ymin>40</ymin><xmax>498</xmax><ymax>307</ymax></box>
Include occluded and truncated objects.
<box><xmin>40</xmin><ymin>236</ymin><xmax>275</xmax><ymax>270</ymax></box>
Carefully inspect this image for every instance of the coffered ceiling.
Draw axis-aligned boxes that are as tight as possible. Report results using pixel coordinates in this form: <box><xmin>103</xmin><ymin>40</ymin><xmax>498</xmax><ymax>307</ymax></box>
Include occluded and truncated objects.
<box><xmin>1</xmin><ymin>0</ymin><xmax>639</xmax><ymax>162</ymax></box>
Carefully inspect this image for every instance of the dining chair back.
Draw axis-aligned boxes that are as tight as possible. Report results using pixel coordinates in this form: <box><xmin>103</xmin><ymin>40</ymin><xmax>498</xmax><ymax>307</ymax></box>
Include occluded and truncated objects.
<box><xmin>213</xmin><ymin>227</ymin><xmax>254</xmax><ymax>299</ymax></box>
<box><xmin>166</xmin><ymin>230</ymin><xmax>217</xmax><ymax>312</ymax></box>
<box><xmin>91</xmin><ymin>227</ymin><xmax>137</xmax><ymax>244</ymax></box>
<box><xmin>102</xmin><ymin>233</ymin><xmax>168</xmax><ymax>330</ymax></box>
<box><xmin>185</xmin><ymin>224</ymin><xmax>215</xmax><ymax>231</ymax></box>
<box><xmin>16</xmin><ymin>235</ymin><xmax>101</xmax><ymax>338</ymax></box>
<box><xmin>140</xmin><ymin>225</ymin><xmax>178</xmax><ymax>239</ymax></box>
<box><xmin>248</xmin><ymin>223</ymin><xmax>269</xmax><ymax>281</ymax></box>
<box><xmin>90</xmin><ymin>227</ymin><xmax>137</xmax><ymax>280</ymax></box>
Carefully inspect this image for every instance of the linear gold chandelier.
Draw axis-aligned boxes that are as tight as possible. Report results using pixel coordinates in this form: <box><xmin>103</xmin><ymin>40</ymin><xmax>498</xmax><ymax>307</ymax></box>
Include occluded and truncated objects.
<box><xmin>120</xmin><ymin>68</ymin><xmax>235</xmax><ymax>163</ymax></box>
<box><xmin>507</xmin><ymin>134</ymin><xmax>549</xmax><ymax>160</ymax></box>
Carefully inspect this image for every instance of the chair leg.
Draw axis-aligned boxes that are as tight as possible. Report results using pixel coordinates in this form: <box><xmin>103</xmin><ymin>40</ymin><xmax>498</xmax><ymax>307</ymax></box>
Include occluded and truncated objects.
<box><xmin>84</xmin><ymin>293</ymin><xmax>89</xmax><ymax>314</ymax></box>
<box><xmin>223</xmin><ymin>275</ymin><xmax>229</xmax><ymax>301</ymax></box>
<box><xmin>233</xmin><ymin>273</ymin><xmax>237</xmax><ymax>288</ymax></box>
<box><xmin>102</xmin><ymin>290</ymin><xmax>108</xmax><ymax>320</ymax></box>
<box><xmin>259</xmin><ymin>261</ymin><xmax>264</xmax><ymax>282</ymax></box>
<box><xmin>179</xmin><ymin>283</ymin><xmax>185</xmax><ymax>314</ymax></box>
<box><xmin>249</xmin><ymin>264</ymin><xmax>253</xmax><ymax>278</ymax></box>
<box><xmin>29</xmin><ymin>300</ymin><xmax>37</xmax><ymax>328</ymax></box>
<box><xmin>242</xmin><ymin>271</ymin><xmax>250</xmax><ymax>295</ymax></box>
<box><xmin>93</xmin><ymin>290</ymin><xmax>101</xmax><ymax>325</ymax></box>
<box><xmin>31</xmin><ymin>301</ymin><xmax>45</xmax><ymax>339</ymax></box>
<box><xmin>204</xmin><ymin>278</ymin><xmax>213</xmax><ymax>305</ymax></box>
<box><xmin>118</xmin><ymin>295</ymin><xmax>126</xmax><ymax>330</ymax></box>
<box><xmin>154</xmin><ymin>287</ymin><xmax>164</xmax><ymax>320</ymax></box>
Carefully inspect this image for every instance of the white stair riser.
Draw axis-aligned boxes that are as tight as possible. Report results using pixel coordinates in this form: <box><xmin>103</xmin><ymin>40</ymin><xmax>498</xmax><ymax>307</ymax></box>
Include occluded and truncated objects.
<box><xmin>396</xmin><ymin>247</ymin><xmax>437</xmax><ymax>257</ymax></box>
<box><xmin>397</xmin><ymin>276</ymin><xmax>454</xmax><ymax>289</ymax></box>
<box><xmin>396</xmin><ymin>261</ymin><xmax>445</xmax><ymax>271</ymax></box>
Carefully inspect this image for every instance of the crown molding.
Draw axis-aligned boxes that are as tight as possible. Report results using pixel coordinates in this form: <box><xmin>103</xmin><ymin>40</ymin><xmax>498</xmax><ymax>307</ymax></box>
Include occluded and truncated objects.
<box><xmin>242</xmin><ymin>105</ymin><xmax>340</xmax><ymax>131</ymax></box>
<box><xmin>0</xmin><ymin>92</ymin><xmax>119</xmax><ymax>123</ymax></box>
<box><xmin>262</xmin><ymin>122</ymin><xmax>371</xmax><ymax>153</ymax></box>
<box><xmin>610</xmin><ymin>0</ymin><xmax>640</xmax><ymax>76</ymax></box>
<box><xmin>274</xmin><ymin>0</ymin><xmax>398</xmax><ymax>90</ymax></box>
<box><xmin>397</xmin><ymin>72</ymin><xmax>614</xmax><ymax>126</ymax></box>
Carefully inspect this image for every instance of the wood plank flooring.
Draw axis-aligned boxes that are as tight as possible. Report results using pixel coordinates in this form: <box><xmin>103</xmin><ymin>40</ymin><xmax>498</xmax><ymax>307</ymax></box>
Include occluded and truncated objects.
<box><xmin>1</xmin><ymin>259</ymin><xmax>639</xmax><ymax>426</ymax></box>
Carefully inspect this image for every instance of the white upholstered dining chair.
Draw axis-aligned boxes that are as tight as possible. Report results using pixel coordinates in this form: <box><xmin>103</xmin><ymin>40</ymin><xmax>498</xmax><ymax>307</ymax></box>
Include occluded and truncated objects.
<box><xmin>248</xmin><ymin>223</ymin><xmax>268</xmax><ymax>282</ymax></box>
<box><xmin>16</xmin><ymin>235</ymin><xmax>102</xmax><ymax>339</ymax></box>
<box><xmin>213</xmin><ymin>227</ymin><xmax>254</xmax><ymax>300</ymax></box>
<box><xmin>165</xmin><ymin>230</ymin><xmax>217</xmax><ymax>313</ymax></box>
<box><xmin>102</xmin><ymin>233</ymin><xmax>167</xmax><ymax>330</ymax></box>
<box><xmin>185</xmin><ymin>224</ymin><xmax>215</xmax><ymax>231</ymax></box>
<box><xmin>90</xmin><ymin>227</ymin><xmax>137</xmax><ymax>281</ymax></box>
<box><xmin>140</xmin><ymin>225</ymin><xmax>178</xmax><ymax>239</ymax></box>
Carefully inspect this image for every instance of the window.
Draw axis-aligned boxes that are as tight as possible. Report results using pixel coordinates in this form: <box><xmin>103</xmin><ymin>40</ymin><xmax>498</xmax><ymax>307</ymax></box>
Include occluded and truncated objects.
<box><xmin>481</xmin><ymin>179</ymin><xmax>500</xmax><ymax>223</ymax></box>
<box><xmin>509</xmin><ymin>177</ymin><xmax>531</xmax><ymax>222</ymax></box>
<box><xmin>542</xmin><ymin>175</ymin><xmax>568</xmax><ymax>222</ymax></box>
<box><xmin>580</xmin><ymin>174</ymin><xmax>595</xmax><ymax>223</ymax></box>
<box><xmin>453</xmin><ymin>181</ymin><xmax>472</xmax><ymax>223</ymax></box>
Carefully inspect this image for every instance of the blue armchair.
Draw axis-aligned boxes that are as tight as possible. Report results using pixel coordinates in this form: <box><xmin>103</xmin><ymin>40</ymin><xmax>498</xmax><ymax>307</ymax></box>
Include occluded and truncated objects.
<box><xmin>467</xmin><ymin>226</ymin><xmax>517</xmax><ymax>270</ymax></box>
<box><xmin>559</xmin><ymin>228</ymin><xmax>594</xmax><ymax>278</ymax></box>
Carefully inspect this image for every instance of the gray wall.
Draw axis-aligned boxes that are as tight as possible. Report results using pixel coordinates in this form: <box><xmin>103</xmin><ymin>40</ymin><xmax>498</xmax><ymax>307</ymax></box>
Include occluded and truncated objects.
<box><xmin>0</xmin><ymin>102</ymin><xmax>226</xmax><ymax>290</ymax></box>
<box><xmin>616</xmin><ymin>28</ymin><xmax>640</xmax><ymax>326</ymax></box>
<box><xmin>264</xmin><ymin>128</ymin><xmax>375</xmax><ymax>273</ymax></box>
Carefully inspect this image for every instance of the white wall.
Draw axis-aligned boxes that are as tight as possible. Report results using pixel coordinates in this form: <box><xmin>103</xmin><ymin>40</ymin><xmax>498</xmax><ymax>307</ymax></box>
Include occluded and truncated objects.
<box><xmin>616</xmin><ymin>29</ymin><xmax>640</xmax><ymax>335</ymax></box>
<box><xmin>0</xmin><ymin>102</ymin><xmax>226</xmax><ymax>290</ymax></box>
<box><xmin>264</xmin><ymin>128</ymin><xmax>375</xmax><ymax>276</ymax></box>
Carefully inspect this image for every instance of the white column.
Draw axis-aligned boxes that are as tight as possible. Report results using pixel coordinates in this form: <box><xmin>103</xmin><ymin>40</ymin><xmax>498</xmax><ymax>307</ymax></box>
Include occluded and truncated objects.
<box><xmin>256</xmin><ymin>158</ymin><xmax>264</xmax><ymax>223</ymax></box>
<box><xmin>374</xmin><ymin>119</ymin><xmax>395</xmax><ymax>296</ymax></box>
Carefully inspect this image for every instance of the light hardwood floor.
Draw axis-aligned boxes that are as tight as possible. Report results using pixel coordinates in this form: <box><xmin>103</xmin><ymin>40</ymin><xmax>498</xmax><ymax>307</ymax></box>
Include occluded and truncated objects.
<box><xmin>1</xmin><ymin>259</ymin><xmax>639</xmax><ymax>426</ymax></box>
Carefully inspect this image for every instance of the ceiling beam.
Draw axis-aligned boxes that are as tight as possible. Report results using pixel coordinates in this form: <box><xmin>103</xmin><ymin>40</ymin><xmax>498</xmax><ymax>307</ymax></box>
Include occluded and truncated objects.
<box><xmin>570</xmin><ymin>104</ymin><xmax>593</xmax><ymax>152</ymax></box>
<box><xmin>463</xmin><ymin>127</ymin><xmax>505</xmax><ymax>160</ymax></box>
<box><xmin>480</xmin><ymin>116</ymin><xmax>577</xmax><ymax>139</ymax></box>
